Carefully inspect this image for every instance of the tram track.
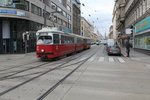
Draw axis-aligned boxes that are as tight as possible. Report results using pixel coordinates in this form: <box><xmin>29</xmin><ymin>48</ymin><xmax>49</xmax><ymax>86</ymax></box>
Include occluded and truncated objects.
<box><xmin>0</xmin><ymin>47</ymin><xmax>93</xmax><ymax>81</ymax></box>
<box><xmin>37</xmin><ymin>50</ymin><xmax>97</xmax><ymax>100</ymax></box>
<box><xmin>2</xmin><ymin>58</ymin><xmax>89</xmax><ymax>80</ymax></box>
<box><xmin>0</xmin><ymin>47</ymin><xmax>98</xmax><ymax>97</ymax></box>
<box><xmin>0</xmin><ymin>60</ymin><xmax>38</xmax><ymax>72</ymax></box>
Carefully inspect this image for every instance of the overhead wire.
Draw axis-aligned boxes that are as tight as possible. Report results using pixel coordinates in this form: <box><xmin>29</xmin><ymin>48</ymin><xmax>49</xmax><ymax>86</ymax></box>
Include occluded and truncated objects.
<box><xmin>81</xmin><ymin>3</ymin><xmax>111</xmax><ymax>37</ymax></box>
<box><xmin>81</xmin><ymin>3</ymin><xmax>104</xmax><ymax>37</ymax></box>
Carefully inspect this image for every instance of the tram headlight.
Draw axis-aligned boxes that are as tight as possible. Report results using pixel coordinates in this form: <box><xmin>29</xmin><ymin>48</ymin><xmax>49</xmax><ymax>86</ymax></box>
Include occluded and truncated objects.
<box><xmin>41</xmin><ymin>49</ymin><xmax>45</xmax><ymax>52</ymax></box>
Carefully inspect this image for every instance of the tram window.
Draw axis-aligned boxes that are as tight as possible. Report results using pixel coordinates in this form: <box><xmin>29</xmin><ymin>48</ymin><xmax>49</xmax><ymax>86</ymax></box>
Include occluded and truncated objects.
<box><xmin>77</xmin><ymin>38</ymin><xmax>81</xmax><ymax>44</ymax></box>
<box><xmin>61</xmin><ymin>35</ymin><xmax>65</xmax><ymax>44</ymax></box>
<box><xmin>37</xmin><ymin>36</ymin><xmax>52</xmax><ymax>44</ymax></box>
<box><xmin>72</xmin><ymin>37</ymin><xmax>74</xmax><ymax>43</ymax></box>
<box><xmin>53</xmin><ymin>34</ymin><xmax>59</xmax><ymax>44</ymax></box>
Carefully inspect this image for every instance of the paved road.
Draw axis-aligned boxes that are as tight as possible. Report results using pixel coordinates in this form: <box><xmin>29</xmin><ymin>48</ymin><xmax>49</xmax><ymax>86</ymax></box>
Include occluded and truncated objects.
<box><xmin>0</xmin><ymin>45</ymin><xmax>150</xmax><ymax>100</ymax></box>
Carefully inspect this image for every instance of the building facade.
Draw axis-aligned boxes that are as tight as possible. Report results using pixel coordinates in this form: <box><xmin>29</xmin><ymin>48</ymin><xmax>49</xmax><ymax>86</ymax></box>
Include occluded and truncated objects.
<box><xmin>113</xmin><ymin>0</ymin><xmax>150</xmax><ymax>54</ymax></box>
<box><xmin>112</xmin><ymin>4</ymin><xmax>117</xmax><ymax>39</ymax></box>
<box><xmin>113</xmin><ymin>0</ymin><xmax>126</xmax><ymax>46</ymax></box>
<box><xmin>125</xmin><ymin>0</ymin><xmax>150</xmax><ymax>54</ymax></box>
<box><xmin>0</xmin><ymin>0</ymin><xmax>73</xmax><ymax>54</ymax></box>
<box><xmin>72</xmin><ymin>0</ymin><xmax>81</xmax><ymax>35</ymax></box>
<box><xmin>80</xmin><ymin>17</ymin><xmax>94</xmax><ymax>38</ymax></box>
<box><xmin>108</xmin><ymin>25</ymin><xmax>113</xmax><ymax>39</ymax></box>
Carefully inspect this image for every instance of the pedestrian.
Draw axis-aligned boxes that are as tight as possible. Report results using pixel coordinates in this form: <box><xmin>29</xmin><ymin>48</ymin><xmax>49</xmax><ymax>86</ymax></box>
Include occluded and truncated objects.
<box><xmin>125</xmin><ymin>36</ymin><xmax>132</xmax><ymax>57</ymax></box>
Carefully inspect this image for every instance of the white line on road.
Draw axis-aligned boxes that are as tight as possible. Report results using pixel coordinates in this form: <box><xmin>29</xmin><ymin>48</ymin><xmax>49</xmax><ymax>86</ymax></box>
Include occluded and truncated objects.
<box><xmin>98</xmin><ymin>57</ymin><xmax>104</xmax><ymax>62</ymax></box>
<box><xmin>109</xmin><ymin>57</ymin><xmax>114</xmax><ymax>62</ymax></box>
<box><xmin>88</xmin><ymin>57</ymin><xmax>95</xmax><ymax>62</ymax></box>
<box><xmin>145</xmin><ymin>64</ymin><xmax>150</xmax><ymax>69</ymax></box>
<box><xmin>118</xmin><ymin>57</ymin><xmax>125</xmax><ymax>63</ymax></box>
<box><xmin>79</xmin><ymin>58</ymin><xmax>86</xmax><ymax>61</ymax></box>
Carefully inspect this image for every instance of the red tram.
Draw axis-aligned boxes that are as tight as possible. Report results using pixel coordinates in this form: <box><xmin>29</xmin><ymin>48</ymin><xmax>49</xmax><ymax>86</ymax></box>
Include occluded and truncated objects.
<box><xmin>36</xmin><ymin>27</ymin><xmax>91</xmax><ymax>59</ymax></box>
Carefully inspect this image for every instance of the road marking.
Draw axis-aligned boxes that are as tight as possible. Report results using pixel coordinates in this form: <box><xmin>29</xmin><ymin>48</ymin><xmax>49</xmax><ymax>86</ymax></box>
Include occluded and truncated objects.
<box><xmin>145</xmin><ymin>64</ymin><xmax>150</xmax><ymax>69</ymax></box>
<box><xmin>109</xmin><ymin>57</ymin><xmax>114</xmax><ymax>62</ymax></box>
<box><xmin>88</xmin><ymin>57</ymin><xmax>95</xmax><ymax>61</ymax></box>
<box><xmin>80</xmin><ymin>58</ymin><xmax>85</xmax><ymax>61</ymax></box>
<box><xmin>118</xmin><ymin>57</ymin><xmax>125</xmax><ymax>63</ymax></box>
<box><xmin>98</xmin><ymin>57</ymin><xmax>104</xmax><ymax>62</ymax></box>
<box><xmin>146</xmin><ymin>64</ymin><xmax>150</xmax><ymax>67</ymax></box>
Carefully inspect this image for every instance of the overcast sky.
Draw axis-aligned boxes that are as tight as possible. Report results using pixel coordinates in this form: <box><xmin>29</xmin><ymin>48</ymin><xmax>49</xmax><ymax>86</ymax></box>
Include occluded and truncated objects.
<box><xmin>81</xmin><ymin>0</ymin><xmax>115</xmax><ymax>37</ymax></box>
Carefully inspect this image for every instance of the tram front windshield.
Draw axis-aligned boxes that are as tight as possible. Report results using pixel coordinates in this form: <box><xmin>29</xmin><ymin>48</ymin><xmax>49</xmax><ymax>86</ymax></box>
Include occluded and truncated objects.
<box><xmin>37</xmin><ymin>36</ymin><xmax>52</xmax><ymax>44</ymax></box>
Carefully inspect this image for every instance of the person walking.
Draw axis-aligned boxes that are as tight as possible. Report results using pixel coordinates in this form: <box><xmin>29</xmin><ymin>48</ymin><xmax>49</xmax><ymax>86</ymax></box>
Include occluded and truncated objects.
<box><xmin>125</xmin><ymin>36</ymin><xmax>132</xmax><ymax>57</ymax></box>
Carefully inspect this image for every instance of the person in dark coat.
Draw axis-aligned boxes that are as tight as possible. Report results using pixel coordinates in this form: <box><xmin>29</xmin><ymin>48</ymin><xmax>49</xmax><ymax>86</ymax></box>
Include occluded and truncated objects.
<box><xmin>125</xmin><ymin>36</ymin><xmax>131</xmax><ymax>57</ymax></box>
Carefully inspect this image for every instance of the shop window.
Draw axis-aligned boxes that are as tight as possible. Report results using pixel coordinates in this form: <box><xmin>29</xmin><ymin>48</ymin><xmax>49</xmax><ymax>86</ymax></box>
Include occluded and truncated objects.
<box><xmin>134</xmin><ymin>34</ymin><xmax>150</xmax><ymax>50</ymax></box>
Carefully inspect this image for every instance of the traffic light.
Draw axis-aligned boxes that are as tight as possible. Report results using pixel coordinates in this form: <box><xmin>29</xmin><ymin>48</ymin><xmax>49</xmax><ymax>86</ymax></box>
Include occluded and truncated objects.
<box><xmin>12</xmin><ymin>0</ymin><xmax>20</xmax><ymax>3</ymax></box>
<box><xmin>131</xmin><ymin>29</ymin><xmax>133</xmax><ymax>35</ymax></box>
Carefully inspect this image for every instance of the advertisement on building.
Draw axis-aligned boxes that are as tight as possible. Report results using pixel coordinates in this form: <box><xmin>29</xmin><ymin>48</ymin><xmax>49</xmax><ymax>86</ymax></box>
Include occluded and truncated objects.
<box><xmin>134</xmin><ymin>16</ymin><xmax>150</xmax><ymax>50</ymax></box>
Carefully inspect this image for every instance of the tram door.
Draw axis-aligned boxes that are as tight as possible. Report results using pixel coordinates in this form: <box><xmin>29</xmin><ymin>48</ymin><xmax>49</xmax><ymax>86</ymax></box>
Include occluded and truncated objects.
<box><xmin>53</xmin><ymin>34</ymin><xmax>60</xmax><ymax>54</ymax></box>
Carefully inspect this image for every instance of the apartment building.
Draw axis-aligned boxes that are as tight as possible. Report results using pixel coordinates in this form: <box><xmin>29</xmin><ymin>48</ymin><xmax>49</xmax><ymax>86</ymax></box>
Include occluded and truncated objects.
<box><xmin>81</xmin><ymin>17</ymin><xmax>94</xmax><ymax>38</ymax></box>
<box><xmin>72</xmin><ymin>0</ymin><xmax>81</xmax><ymax>35</ymax></box>
<box><xmin>113</xmin><ymin>0</ymin><xmax>150</xmax><ymax>54</ymax></box>
<box><xmin>0</xmin><ymin>0</ymin><xmax>73</xmax><ymax>54</ymax></box>
<box><xmin>112</xmin><ymin>2</ymin><xmax>117</xmax><ymax>39</ymax></box>
<box><xmin>108</xmin><ymin>25</ymin><xmax>113</xmax><ymax>39</ymax></box>
<box><xmin>113</xmin><ymin>0</ymin><xmax>126</xmax><ymax>46</ymax></box>
<box><xmin>125</xmin><ymin>0</ymin><xmax>150</xmax><ymax>54</ymax></box>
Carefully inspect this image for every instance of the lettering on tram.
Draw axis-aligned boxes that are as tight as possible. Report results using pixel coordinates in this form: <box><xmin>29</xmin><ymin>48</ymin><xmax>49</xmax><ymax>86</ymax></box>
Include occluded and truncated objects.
<box><xmin>36</xmin><ymin>27</ymin><xmax>91</xmax><ymax>60</ymax></box>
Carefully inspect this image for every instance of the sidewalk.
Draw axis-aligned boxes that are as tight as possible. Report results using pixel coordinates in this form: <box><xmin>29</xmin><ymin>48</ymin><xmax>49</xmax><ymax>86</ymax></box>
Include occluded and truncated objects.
<box><xmin>121</xmin><ymin>47</ymin><xmax>150</xmax><ymax>64</ymax></box>
<box><xmin>0</xmin><ymin>52</ymin><xmax>36</xmax><ymax>62</ymax></box>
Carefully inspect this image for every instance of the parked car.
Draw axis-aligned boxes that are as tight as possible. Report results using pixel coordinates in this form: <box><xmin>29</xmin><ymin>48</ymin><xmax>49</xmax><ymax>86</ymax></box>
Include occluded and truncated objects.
<box><xmin>90</xmin><ymin>42</ymin><xmax>95</xmax><ymax>45</ymax></box>
<box><xmin>96</xmin><ymin>42</ymin><xmax>100</xmax><ymax>45</ymax></box>
<box><xmin>107</xmin><ymin>45</ymin><xmax>121</xmax><ymax>56</ymax></box>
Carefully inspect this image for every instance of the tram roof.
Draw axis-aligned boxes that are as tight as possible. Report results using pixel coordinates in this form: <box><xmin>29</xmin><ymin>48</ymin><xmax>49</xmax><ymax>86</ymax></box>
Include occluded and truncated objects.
<box><xmin>36</xmin><ymin>27</ymin><xmax>91</xmax><ymax>40</ymax></box>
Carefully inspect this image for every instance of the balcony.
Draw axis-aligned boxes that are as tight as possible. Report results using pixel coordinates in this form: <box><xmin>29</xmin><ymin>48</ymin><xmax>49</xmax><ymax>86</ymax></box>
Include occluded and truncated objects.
<box><xmin>120</xmin><ymin>16</ymin><xmax>125</xmax><ymax>22</ymax></box>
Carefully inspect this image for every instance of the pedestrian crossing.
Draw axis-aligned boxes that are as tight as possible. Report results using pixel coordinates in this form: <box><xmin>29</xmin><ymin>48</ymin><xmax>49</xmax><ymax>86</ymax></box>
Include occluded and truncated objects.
<box><xmin>87</xmin><ymin>56</ymin><xmax>126</xmax><ymax>63</ymax></box>
<box><xmin>98</xmin><ymin>57</ymin><xmax>105</xmax><ymax>62</ymax></box>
